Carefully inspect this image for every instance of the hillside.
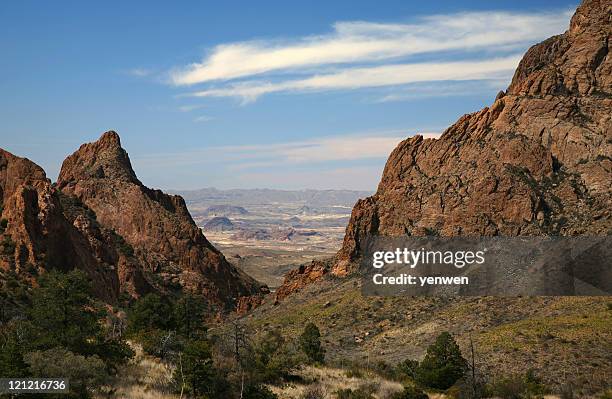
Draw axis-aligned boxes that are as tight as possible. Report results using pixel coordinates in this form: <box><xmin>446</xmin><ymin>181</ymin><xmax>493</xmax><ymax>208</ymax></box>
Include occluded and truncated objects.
<box><xmin>250</xmin><ymin>0</ymin><xmax>612</xmax><ymax>395</ymax></box>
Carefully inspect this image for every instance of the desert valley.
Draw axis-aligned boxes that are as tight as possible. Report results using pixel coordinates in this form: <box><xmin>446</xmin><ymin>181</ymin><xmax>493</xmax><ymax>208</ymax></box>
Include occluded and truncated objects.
<box><xmin>1</xmin><ymin>0</ymin><xmax>611</xmax><ymax>398</ymax></box>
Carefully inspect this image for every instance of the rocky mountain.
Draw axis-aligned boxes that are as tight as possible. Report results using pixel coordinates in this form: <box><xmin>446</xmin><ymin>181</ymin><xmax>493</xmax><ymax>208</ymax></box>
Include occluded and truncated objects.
<box><xmin>203</xmin><ymin>216</ymin><xmax>235</xmax><ymax>231</ymax></box>
<box><xmin>334</xmin><ymin>0</ymin><xmax>611</xmax><ymax>275</ymax></box>
<box><xmin>203</xmin><ymin>205</ymin><xmax>248</xmax><ymax>217</ymax></box>
<box><xmin>176</xmin><ymin>187</ymin><xmax>371</xmax><ymax>208</ymax></box>
<box><xmin>276</xmin><ymin>0</ymin><xmax>611</xmax><ymax>293</ymax></box>
<box><xmin>1</xmin><ymin>132</ymin><xmax>265</xmax><ymax>310</ymax></box>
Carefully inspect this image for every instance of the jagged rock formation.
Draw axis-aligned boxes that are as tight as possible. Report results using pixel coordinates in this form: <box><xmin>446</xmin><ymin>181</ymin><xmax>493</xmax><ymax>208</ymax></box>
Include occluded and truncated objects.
<box><xmin>0</xmin><ymin>149</ymin><xmax>147</xmax><ymax>302</ymax></box>
<box><xmin>274</xmin><ymin>260</ymin><xmax>329</xmax><ymax>303</ymax></box>
<box><xmin>55</xmin><ymin>131</ymin><xmax>264</xmax><ymax>308</ymax></box>
<box><xmin>276</xmin><ymin>0</ymin><xmax>611</xmax><ymax>296</ymax></box>
<box><xmin>334</xmin><ymin>0</ymin><xmax>611</xmax><ymax>275</ymax></box>
<box><xmin>1</xmin><ymin>132</ymin><xmax>265</xmax><ymax>310</ymax></box>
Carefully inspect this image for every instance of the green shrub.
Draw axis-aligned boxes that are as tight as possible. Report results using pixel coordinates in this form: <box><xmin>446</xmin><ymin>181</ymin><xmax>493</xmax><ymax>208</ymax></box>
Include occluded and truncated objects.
<box><xmin>0</xmin><ymin>218</ymin><xmax>8</xmax><ymax>233</ymax></box>
<box><xmin>1</xmin><ymin>235</ymin><xmax>16</xmax><ymax>255</ymax></box>
<box><xmin>299</xmin><ymin>322</ymin><xmax>325</xmax><ymax>363</ymax></box>
<box><xmin>250</xmin><ymin>329</ymin><xmax>303</xmax><ymax>384</ymax></box>
<box><xmin>126</xmin><ymin>293</ymin><xmax>175</xmax><ymax>335</ymax></box>
<box><xmin>25</xmin><ymin>348</ymin><xmax>107</xmax><ymax>398</ymax></box>
<box><xmin>244</xmin><ymin>384</ymin><xmax>279</xmax><ymax>399</ymax></box>
<box><xmin>395</xmin><ymin>359</ymin><xmax>419</xmax><ymax>380</ymax></box>
<box><xmin>172</xmin><ymin>339</ymin><xmax>228</xmax><ymax>398</ymax></box>
<box><xmin>415</xmin><ymin>331</ymin><xmax>467</xmax><ymax>390</ymax></box>
<box><xmin>487</xmin><ymin>370</ymin><xmax>548</xmax><ymax>399</ymax></box>
<box><xmin>113</xmin><ymin>233</ymin><xmax>134</xmax><ymax>257</ymax></box>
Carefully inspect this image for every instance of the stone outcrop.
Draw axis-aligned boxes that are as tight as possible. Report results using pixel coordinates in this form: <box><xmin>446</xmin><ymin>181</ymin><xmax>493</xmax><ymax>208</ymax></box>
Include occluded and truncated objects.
<box><xmin>0</xmin><ymin>149</ymin><xmax>143</xmax><ymax>302</ymax></box>
<box><xmin>276</xmin><ymin>0</ymin><xmax>611</xmax><ymax>297</ymax></box>
<box><xmin>274</xmin><ymin>260</ymin><xmax>329</xmax><ymax>303</ymax></box>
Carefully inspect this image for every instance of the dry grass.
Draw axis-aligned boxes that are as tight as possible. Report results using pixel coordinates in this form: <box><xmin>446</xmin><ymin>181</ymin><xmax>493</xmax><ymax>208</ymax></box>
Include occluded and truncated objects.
<box><xmin>95</xmin><ymin>343</ymin><xmax>179</xmax><ymax>399</ymax></box>
<box><xmin>268</xmin><ymin>365</ymin><xmax>404</xmax><ymax>399</ymax></box>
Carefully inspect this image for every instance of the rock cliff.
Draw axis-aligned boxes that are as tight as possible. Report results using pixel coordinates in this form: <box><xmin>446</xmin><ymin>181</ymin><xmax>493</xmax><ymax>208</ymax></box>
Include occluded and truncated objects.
<box><xmin>334</xmin><ymin>0</ymin><xmax>611</xmax><ymax>275</ymax></box>
<box><xmin>275</xmin><ymin>0</ymin><xmax>611</xmax><ymax>297</ymax></box>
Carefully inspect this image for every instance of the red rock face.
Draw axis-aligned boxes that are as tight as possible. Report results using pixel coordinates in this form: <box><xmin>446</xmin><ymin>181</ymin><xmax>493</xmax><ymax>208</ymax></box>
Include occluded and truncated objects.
<box><xmin>1</xmin><ymin>133</ymin><xmax>265</xmax><ymax>310</ymax></box>
<box><xmin>273</xmin><ymin>0</ymin><xmax>611</xmax><ymax>298</ymax></box>
<box><xmin>274</xmin><ymin>260</ymin><xmax>329</xmax><ymax>303</ymax></box>
<box><xmin>334</xmin><ymin>0</ymin><xmax>611</xmax><ymax>275</ymax></box>
<box><xmin>56</xmin><ymin>131</ymin><xmax>264</xmax><ymax>309</ymax></box>
<box><xmin>0</xmin><ymin>149</ymin><xmax>130</xmax><ymax>302</ymax></box>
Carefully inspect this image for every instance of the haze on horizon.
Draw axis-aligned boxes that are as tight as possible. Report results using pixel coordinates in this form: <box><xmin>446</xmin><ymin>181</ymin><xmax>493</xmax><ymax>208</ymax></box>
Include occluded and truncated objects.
<box><xmin>0</xmin><ymin>0</ymin><xmax>575</xmax><ymax>191</ymax></box>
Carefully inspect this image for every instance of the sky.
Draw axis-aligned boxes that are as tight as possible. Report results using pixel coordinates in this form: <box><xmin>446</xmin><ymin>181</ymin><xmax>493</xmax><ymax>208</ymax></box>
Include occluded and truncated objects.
<box><xmin>0</xmin><ymin>1</ymin><xmax>575</xmax><ymax>191</ymax></box>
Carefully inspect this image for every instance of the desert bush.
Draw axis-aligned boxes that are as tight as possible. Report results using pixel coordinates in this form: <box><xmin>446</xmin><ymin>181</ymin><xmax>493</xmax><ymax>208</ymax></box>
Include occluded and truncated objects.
<box><xmin>335</xmin><ymin>387</ymin><xmax>375</xmax><ymax>399</ymax></box>
<box><xmin>25</xmin><ymin>347</ymin><xmax>107</xmax><ymax>398</ymax></box>
<box><xmin>395</xmin><ymin>359</ymin><xmax>419</xmax><ymax>381</ymax></box>
<box><xmin>0</xmin><ymin>320</ymin><xmax>33</xmax><ymax>378</ymax></box>
<box><xmin>250</xmin><ymin>329</ymin><xmax>304</xmax><ymax>383</ymax></box>
<box><xmin>335</xmin><ymin>389</ymin><xmax>368</xmax><ymax>399</ymax></box>
<box><xmin>29</xmin><ymin>270</ymin><xmax>132</xmax><ymax>368</ymax></box>
<box><xmin>597</xmin><ymin>389</ymin><xmax>612</xmax><ymax>399</ymax></box>
<box><xmin>390</xmin><ymin>385</ymin><xmax>428</xmax><ymax>399</ymax></box>
<box><xmin>486</xmin><ymin>369</ymin><xmax>548</xmax><ymax>399</ymax></box>
<box><xmin>299</xmin><ymin>322</ymin><xmax>325</xmax><ymax>363</ymax></box>
<box><xmin>415</xmin><ymin>331</ymin><xmax>467</xmax><ymax>389</ymax></box>
<box><xmin>243</xmin><ymin>384</ymin><xmax>279</xmax><ymax>399</ymax></box>
<box><xmin>301</xmin><ymin>384</ymin><xmax>326</xmax><ymax>399</ymax></box>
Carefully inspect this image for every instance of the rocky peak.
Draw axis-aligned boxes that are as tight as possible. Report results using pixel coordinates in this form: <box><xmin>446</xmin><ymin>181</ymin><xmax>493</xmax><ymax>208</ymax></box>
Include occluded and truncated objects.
<box><xmin>275</xmin><ymin>0</ymin><xmax>611</xmax><ymax>297</ymax></box>
<box><xmin>0</xmin><ymin>149</ymin><xmax>49</xmax><ymax>201</ymax></box>
<box><xmin>57</xmin><ymin>131</ymin><xmax>264</xmax><ymax>309</ymax></box>
<box><xmin>59</xmin><ymin>130</ymin><xmax>140</xmax><ymax>186</ymax></box>
<box><xmin>508</xmin><ymin>0</ymin><xmax>610</xmax><ymax>96</ymax></box>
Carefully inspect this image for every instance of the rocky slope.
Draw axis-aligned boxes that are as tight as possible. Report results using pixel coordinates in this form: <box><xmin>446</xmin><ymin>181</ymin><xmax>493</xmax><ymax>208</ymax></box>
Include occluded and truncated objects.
<box><xmin>0</xmin><ymin>149</ymin><xmax>146</xmax><ymax>302</ymax></box>
<box><xmin>274</xmin><ymin>0</ymin><xmax>611</xmax><ymax>293</ymax></box>
<box><xmin>1</xmin><ymin>132</ymin><xmax>265</xmax><ymax>310</ymax></box>
<box><xmin>334</xmin><ymin>0</ymin><xmax>611</xmax><ymax>275</ymax></box>
<box><xmin>56</xmin><ymin>131</ymin><xmax>264</xmax><ymax>308</ymax></box>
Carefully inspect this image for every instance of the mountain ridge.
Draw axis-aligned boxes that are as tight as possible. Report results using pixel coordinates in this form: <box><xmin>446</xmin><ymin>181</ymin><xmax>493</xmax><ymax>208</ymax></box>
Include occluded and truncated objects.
<box><xmin>1</xmin><ymin>132</ymin><xmax>266</xmax><ymax>311</ymax></box>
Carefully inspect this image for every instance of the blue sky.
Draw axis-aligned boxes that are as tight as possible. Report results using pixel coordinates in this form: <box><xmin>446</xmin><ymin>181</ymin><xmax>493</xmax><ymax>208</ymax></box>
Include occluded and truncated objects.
<box><xmin>0</xmin><ymin>1</ymin><xmax>575</xmax><ymax>191</ymax></box>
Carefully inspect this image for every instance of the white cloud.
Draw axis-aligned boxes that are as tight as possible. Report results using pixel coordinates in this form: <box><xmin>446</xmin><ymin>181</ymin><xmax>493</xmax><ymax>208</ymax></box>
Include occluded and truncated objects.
<box><xmin>186</xmin><ymin>56</ymin><xmax>521</xmax><ymax>103</ymax></box>
<box><xmin>170</xmin><ymin>10</ymin><xmax>571</xmax><ymax>86</ymax></box>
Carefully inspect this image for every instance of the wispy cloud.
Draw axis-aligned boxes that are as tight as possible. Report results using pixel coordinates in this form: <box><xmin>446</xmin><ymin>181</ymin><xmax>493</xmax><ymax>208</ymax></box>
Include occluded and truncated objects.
<box><xmin>373</xmin><ymin>79</ymin><xmax>508</xmax><ymax>103</ymax></box>
<box><xmin>193</xmin><ymin>115</ymin><xmax>214</xmax><ymax>123</ymax></box>
<box><xmin>170</xmin><ymin>10</ymin><xmax>571</xmax><ymax>86</ymax></box>
<box><xmin>126</xmin><ymin>68</ymin><xmax>152</xmax><ymax>77</ymax></box>
<box><xmin>186</xmin><ymin>56</ymin><xmax>520</xmax><ymax>103</ymax></box>
<box><xmin>178</xmin><ymin>104</ymin><xmax>207</xmax><ymax>112</ymax></box>
<box><xmin>134</xmin><ymin>130</ymin><xmax>441</xmax><ymax>168</ymax></box>
<box><xmin>134</xmin><ymin>131</ymin><xmax>441</xmax><ymax>190</ymax></box>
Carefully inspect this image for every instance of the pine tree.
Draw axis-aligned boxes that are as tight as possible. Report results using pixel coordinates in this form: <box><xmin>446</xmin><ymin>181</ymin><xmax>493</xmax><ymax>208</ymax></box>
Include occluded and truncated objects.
<box><xmin>416</xmin><ymin>331</ymin><xmax>467</xmax><ymax>389</ymax></box>
<box><xmin>299</xmin><ymin>322</ymin><xmax>325</xmax><ymax>363</ymax></box>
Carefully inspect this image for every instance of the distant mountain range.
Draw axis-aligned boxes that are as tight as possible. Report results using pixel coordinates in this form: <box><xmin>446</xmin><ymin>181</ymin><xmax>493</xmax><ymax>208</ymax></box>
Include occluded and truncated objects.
<box><xmin>172</xmin><ymin>187</ymin><xmax>372</xmax><ymax>208</ymax></box>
